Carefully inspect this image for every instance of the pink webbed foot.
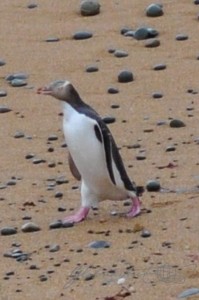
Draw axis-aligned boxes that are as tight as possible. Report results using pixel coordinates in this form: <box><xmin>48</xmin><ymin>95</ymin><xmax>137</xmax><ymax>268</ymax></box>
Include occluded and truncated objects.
<box><xmin>126</xmin><ymin>197</ymin><xmax>141</xmax><ymax>217</ymax></box>
<box><xmin>62</xmin><ymin>207</ymin><xmax>90</xmax><ymax>224</ymax></box>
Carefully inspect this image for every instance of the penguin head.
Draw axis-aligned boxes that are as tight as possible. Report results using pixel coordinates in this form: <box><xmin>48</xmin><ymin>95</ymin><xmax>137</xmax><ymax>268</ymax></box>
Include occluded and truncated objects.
<box><xmin>37</xmin><ymin>80</ymin><xmax>72</xmax><ymax>101</ymax></box>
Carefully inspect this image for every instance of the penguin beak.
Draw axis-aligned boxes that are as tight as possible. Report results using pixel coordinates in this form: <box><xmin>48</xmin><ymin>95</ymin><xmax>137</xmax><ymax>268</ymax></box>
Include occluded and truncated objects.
<box><xmin>37</xmin><ymin>86</ymin><xmax>52</xmax><ymax>95</ymax></box>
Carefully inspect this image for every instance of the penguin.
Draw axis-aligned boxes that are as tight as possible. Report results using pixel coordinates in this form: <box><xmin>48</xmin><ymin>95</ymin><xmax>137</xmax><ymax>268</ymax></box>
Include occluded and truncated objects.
<box><xmin>37</xmin><ymin>80</ymin><xmax>141</xmax><ymax>223</ymax></box>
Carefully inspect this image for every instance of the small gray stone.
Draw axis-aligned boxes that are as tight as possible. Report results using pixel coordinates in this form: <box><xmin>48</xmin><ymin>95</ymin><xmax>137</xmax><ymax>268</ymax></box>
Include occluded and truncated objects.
<box><xmin>102</xmin><ymin>116</ymin><xmax>116</xmax><ymax>124</ymax></box>
<box><xmin>134</xmin><ymin>27</ymin><xmax>149</xmax><ymax>40</ymax></box>
<box><xmin>6</xmin><ymin>179</ymin><xmax>17</xmax><ymax>186</ymax></box>
<box><xmin>73</xmin><ymin>31</ymin><xmax>93</xmax><ymax>40</ymax></box>
<box><xmin>1</xmin><ymin>227</ymin><xmax>17</xmax><ymax>236</ymax></box>
<box><xmin>32</xmin><ymin>158</ymin><xmax>46</xmax><ymax>164</ymax></box>
<box><xmin>145</xmin><ymin>38</ymin><xmax>160</xmax><ymax>48</ymax></box>
<box><xmin>21</xmin><ymin>222</ymin><xmax>41</xmax><ymax>233</ymax></box>
<box><xmin>141</xmin><ymin>229</ymin><xmax>151</xmax><ymax>238</ymax></box>
<box><xmin>25</xmin><ymin>153</ymin><xmax>35</xmax><ymax>159</ymax></box>
<box><xmin>152</xmin><ymin>92</ymin><xmax>163</xmax><ymax>99</ymax></box>
<box><xmin>153</xmin><ymin>63</ymin><xmax>166</xmax><ymax>71</ymax></box>
<box><xmin>0</xmin><ymin>90</ymin><xmax>7</xmax><ymax>97</ymax></box>
<box><xmin>85</xmin><ymin>65</ymin><xmax>99</xmax><ymax>72</ymax></box>
<box><xmin>120</xmin><ymin>26</ymin><xmax>133</xmax><ymax>35</ymax></box>
<box><xmin>14</xmin><ymin>131</ymin><xmax>25</xmax><ymax>138</ymax></box>
<box><xmin>114</xmin><ymin>50</ymin><xmax>128</xmax><ymax>58</ymax></box>
<box><xmin>124</xmin><ymin>30</ymin><xmax>135</xmax><ymax>37</ymax></box>
<box><xmin>54</xmin><ymin>191</ymin><xmax>63</xmax><ymax>198</ymax></box>
<box><xmin>88</xmin><ymin>240</ymin><xmax>111</xmax><ymax>249</ymax></box>
<box><xmin>80</xmin><ymin>0</ymin><xmax>100</xmax><ymax>16</ymax></box>
<box><xmin>5</xmin><ymin>73</ymin><xmax>28</xmax><ymax>82</ymax></box>
<box><xmin>62</xmin><ymin>222</ymin><xmax>74</xmax><ymax>228</ymax></box>
<box><xmin>47</xmin><ymin>134</ymin><xmax>58</xmax><ymax>141</ymax></box>
<box><xmin>84</xmin><ymin>273</ymin><xmax>95</xmax><ymax>281</ymax></box>
<box><xmin>0</xmin><ymin>59</ymin><xmax>6</xmax><ymax>66</ymax></box>
<box><xmin>170</xmin><ymin>119</ymin><xmax>186</xmax><ymax>128</ymax></box>
<box><xmin>39</xmin><ymin>275</ymin><xmax>48</xmax><ymax>282</ymax></box>
<box><xmin>0</xmin><ymin>105</ymin><xmax>11</xmax><ymax>113</ymax></box>
<box><xmin>175</xmin><ymin>34</ymin><xmax>188</xmax><ymax>41</ymax></box>
<box><xmin>146</xmin><ymin>180</ymin><xmax>161</xmax><ymax>191</ymax></box>
<box><xmin>166</xmin><ymin>145</ymin><xmax>176</xmax><ymax>152</ymax></box>
<box><xmin>118</xmin><ymin>70</ymin><xmax>134</xmax><ymax>83</ymax></box>
<box><xmin>49</xmin><ymin>220</ymin><xmax>63</xmax><ymax>229</ymax></box>
<box><xmin>178</xmin><ymin>288</ymin><xmax>199</xmax><ymax>298</ymax></box>
<box><xmin>49</xmin><ymin>244</ymin><xmax>60</xmax><ymax>252</ymax></box>
<box><xmin>107</xmin><ymin>87</ymin><xmax>119</xmax><ymax>94</ymax></box>
<box><xmin>46</xmin><ymin>37</ymin><xmax>60</xmax><ymax>42</ymax></box>
<box><xmin>27</xmin><ymin>3</ymin><xmax>38</xmax><ymax>9</ymax></box>
<box><xmin>146</xmin><ymin>4</ymin><xmax>163</xmax><ymax>17</ymax></box>
<box><xmin>10</xmin><ymin>79</ymin><xmax>27</xmax><ymax>87</ymax></box>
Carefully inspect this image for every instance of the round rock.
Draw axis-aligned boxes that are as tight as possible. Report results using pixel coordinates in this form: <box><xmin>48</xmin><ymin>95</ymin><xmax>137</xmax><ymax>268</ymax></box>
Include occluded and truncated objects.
<box><xmin>85</xmin><ymin>65</ymin><xmax>99</xmax><ymax>72</ymax></box>
<box><xmin>118</xmin><ymin>70</ymin><xmax>134</xmax><ymax>83</ymax></box>
<box><xmin>170</xmin><ymin>119</ymin><xmax>186</xmax><ymax>128</ymax></box>
<box><xmin>10</xmin><ymin>79</ymin><xmax>27</xmax><ymax>87</ymax></box>
<box><xmin>145</xmin><ymin>38</ymin><xmax>160</xmax><ymax>48</ymax></box>
<box><xmin>6</xmin><ymin>73</ymin><xmax>28</xmax><ymax>82</ymax></box>
<box><xmin>73</xmin><ymin>31</ymin><xmax>93</xmax><ymax>40</ymax></box>
<box><xmin>49</xmin><ymin>220</ymin><xmax>63</xmax><ymax>229</ymax></box>
<box><xmin>152</xmin><ymin>92</ymin><xmax>163</xmax><ymax>99</ymax></box>
<box><xmin>153</xmin><ymin>63</ymin><xmax>167</xmax><ymax>71</ymax></box>
<box><xmin>102</xmin><ymin>116</ymin><xmax>116</xmax><ymax>124</ymax></box>
<box><xmin>80</xmin><ymin>0</ymin><xmax>100</xmax><ymax>16</ymax></box>
<box><xmin>146</xmin><ymin>4</ymin><xmax>163</xmax><ymax>17</ymax></box>
<box><xmin>107</xmin><ymin>87</ymin><xmax>119</xmax><ymax>94</ymax></box>
<box><xmin>146</xmin><ymin>180</ymin><xmax>161</xmax><ymax>192</ymax></box>
<box><xmin>141</xmin><ymin>229</ymin><xmax>151</xmax><ymax>238</ymax></box>
<box><xmin>21</xmin><ymin>222</ymin><xmax>41</xmax><ymax>233</ymax></box>
<box><xmin>175</xmin><ymin>34</ymin><xmax>188</xmax><ymax>41</ymax></box>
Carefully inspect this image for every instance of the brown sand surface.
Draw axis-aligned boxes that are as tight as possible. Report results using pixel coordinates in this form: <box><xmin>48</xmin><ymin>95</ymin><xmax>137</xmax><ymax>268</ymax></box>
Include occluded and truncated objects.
<box><xmin>0</xmin><ymin>1</ymin><xmax>199</xmax><ymax>299</ymax></box>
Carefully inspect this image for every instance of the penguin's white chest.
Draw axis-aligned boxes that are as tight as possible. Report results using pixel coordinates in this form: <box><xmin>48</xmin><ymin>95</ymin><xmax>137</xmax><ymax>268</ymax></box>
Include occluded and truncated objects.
<box><xmin>63</xmin><ymin>105</ymin><xmax>110</xmax><ymax>187</ymax></box>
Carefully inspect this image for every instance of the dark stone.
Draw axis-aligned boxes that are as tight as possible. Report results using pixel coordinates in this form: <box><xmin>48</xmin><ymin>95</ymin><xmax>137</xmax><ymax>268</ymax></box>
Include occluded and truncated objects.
<box><xmin>134</xmin><ymin>27</ymin><xmax>158</xmax><ymax>40</ymax></box>
<box><xmin>85</xmin><ymin>65</ymin><xmax>99</xmax><ymax>72</ymax></box>
<box><xmin>10</xmin><ymin>79</ymin><xmax>27</xmax><ymax>87</ymax></box>
<box><xmin>141</xmin><ymin>229</ymin><xmax>151</xmax><ymax>238</ymax></box>
<box><xmin>54</xmin><ymin>191</ymin><xmax>63</xmax><ymax>198</ymax></box>
<box><xmin>21</xmin><ymin>222</ymin><xmax>41</xmax><ymax>233</ymax></box>
<box><xmin>145</xmin><ymin>38</ymin><xmax>160</xmax><ymax>47</ymax></box>
<box><xmin>62</xmin><ymin>222</ymin><xmax>74</xmax><ymax>228</ymax></box>
<box><xmin>0</xmin><ymin>59</ymin><xmax>6</xmax><ymax>66</ymax></box>
<box><xmin>120</xmin><ymin>26</ymin><xmax>133</xmax><ymax>35</ymax></box>
<box><xmin>49</xmin><ymin>220</ymin><xmax>63</xmax><ymax>229</ymax></box>
<box><xmin>73</xmin><ymin>31</ymin><xmax>93</xmax><ymax>40</ymax></box>
<box><xmin>166</xmin><ymin>145</ymin><xmax>176</xmax><ymax>152</ymax></box>
<box><xmin>146</xmin><ymin>180</ymin><xmax>160</xmax><ymax>191</ymax></box>
<box><xmin>25</xmin><ymin>153</ymin><xmax>35</xmax><ymax>159</ymax></box>
<box><xmin>153</xmin><ymin>63</ymin><xmax>166</xmax><ymax>71</ymax></box>
<box><xmin>170</xmin><ymin>119</ymin><xmax>186</xmax><ymax>128</ymax></box>
<box><xmin>152</xmin><ymin>92</ymin><xmax>163</xmax><ymax>99</ymax></box>
<box><xmin>48</xmin><ymin>134</ymin><xmax>58</xmax><ymax>141</ymax></box>
<box><xmin>32</xmin><ymin>158</ymin><xmax>46</xmax><ymax>164</ymax></box>
<box><xmin>146</xmin><ymin>4</ymin><xmax>164</xmax><ymax>17</ymax></box>
<box><xmin>1</xmin><ymin>227</ymin><xmax>17</xmax><ymax>236</ymax></box>
<box><xmin>80</xmin><ymin>1</ymin><xmax>100</xmax><ymax>16</ymax></box>
<box><xmin>49</xmin><ymin>244</ymin><xmax>60</xmax><ymax>252</ymax></box>
<box><xmin>0</xmin><ymin>90</ymin><xmax>7</xmax><ymax>97</ymax></box>
<box><xmin>5</xmin><ymin>73</ymin><xmax>28</xmax><ymax>82</ymax></box>
<box><xmin>27</xmin><ymin>3</ymin><xmax>38</xmax><ymax>9</ymax></box>
<box><xmin>0</xmin><ymin>106</ymin><xmax>11</xmax><ymax>113</ymax></box>
<box><xmin>107</xmin><ymin>87</ymin><xmax>119</xmax><ymax>94</ymax></box>
<box><xmin>14</xmin><ymin>131</ymin><xmax>25</xmax><ymax>138</ymax></box>
<box><xmin>102</xmin><ymin>116</ymin><xmax>116</xmax><ymax>124</ymax></box>
<box><xmin>114</xmin><ymin>50</ymin><xmax>128</xmax><ymax>58</ymax></box>
<box><xmin>175</xmin><ymin>34</ymin><xmax>188</xmax><ymax>41</ymax></box>
<box><xmin>118</xmin><ymin>70</ymin><xmax>134</xmax><ymax>83</ymax></box>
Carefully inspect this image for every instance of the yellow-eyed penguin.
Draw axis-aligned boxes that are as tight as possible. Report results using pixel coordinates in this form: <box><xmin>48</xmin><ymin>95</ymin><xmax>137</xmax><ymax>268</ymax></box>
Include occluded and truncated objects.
<box><xmin>37</xmin><ymin>80</ymin><xmax>141</xmax><ymax>223</ymax></box>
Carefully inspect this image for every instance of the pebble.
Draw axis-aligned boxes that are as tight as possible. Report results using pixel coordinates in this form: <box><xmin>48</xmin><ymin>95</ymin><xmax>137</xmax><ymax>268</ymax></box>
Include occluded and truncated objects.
<box><xmin>48</xmin><ymin>134</ymin><xmax>58</xmax><ymax>141</ymax></box>
<box><xmin>120</xmin><ymin>26</ymin><xmax>133</xmax><ymax>35</ymax></box>
<box><xmin>21</xmin><ymin>222</ymin><xmax>41</xmax><ymax>233</ymax></box>
<box><xmin>49</xmin><ymin>220</ymin><xmax>63</xmax><ymax>229</ymax></box>
<box><xmin>10</xmin><ymin>79</ymin><xmax>27</xmax><ymax>87</ymax></box>
<box><xmin>80</xmin><ymin>0</ymin><xmax>100</xmax><ymax>16</ymax></box>
<box><xmin>54</xmin><ymin>191</ymin><xmax>63</xmax><ymax>198</ymax></box>
<box><xmin>107</xmin><ymin>87</ymin><xmax>119</xmax><ymax>94</ymax></box>
<box><xmin>32</xmin><ymin>158</ymin><xmax>46</xmax><ymax>164</ymax></box>
<box><xmin>136</xmin><ymin>153</ymin><xmax>146</xmax><ymax>160</ymax></box>
<box><xmin>6</xmin><ymin>179</ymin><xmax>17</xmax><ymax>186</ymax></box>
<box><xmin>118</xmin><ymin>70</ymin><xmax>134</xmax><ymax>83</ymax></box>
<box><xmin>88</xmin><ymin>240</ymin><xmax>111</xmax><ymax>249</ymax></box>
<box><xmin>27</xmin><ymin>3</ymin><xmax>38</xmax><ymax>9</ymax></box>
<box><xmin>124</xmin><ymin>30</ymin><xmax>135</xmax><ymax>37</ymax></box>
<box><xmin>84</xmin><ymin>273</ymin><xmax>95</xmax><ymax>281</ymax></box>
<box><xmin>0</xmin><ymin>59</ymin><xmax>6</xmax><ymax>66</ymax></box>
<box><xmin>114</xmin><ymin>50</ymin><xmax>128</xmax><ymax>58</ymax></box>
<box><xmin>170</xmin><ymin>119</ymin><xmax>186</xmax><ymax>128</ymax></box>
<box><xmin>175</xmin><ymin>34</ymin><xmax>188</xmax><ymax>41</ymax></box>
<box><xmin>177</xmin><ymin>288</ymin><xmax>199</xmax><ymax>298</ymax></box>
<box><xmin>146</xmin><ymin>180</ymin><xmax>161</xmax><ymax>191</ymax></box>
<box><xmin>166</xmin><ymin>145</ymin><xmax>176</xmax><ymax>152</ymax></box>
<box><xmin>45</xmin><ymin>37</ymin><xmax>60</xmax><ymax>42</ymax></box>
<box><xmin>73</xmin><ymin>31</ymin><xmax>93</xmax><ymax>40</ymax></box>
<box><xmin>62</xmin><ymin>222</ymin><xmax>74</xmax><ymax>228</ymax></box>
<box><xmin>0</xmin><ymin>90</ymin><xmax>7</xmax><ymax>97</ymax></box>
<box><xmin>85</xmin><ymin>65</ymin><xmax>99</xmax><ymax>72</ymax></box>
<box><xmin>141</xmin><ymin>229</ymin><xmax>151</xmax><ymax>238</ymax></box>
<box><xmin>5</xmin><ymin>73</ymin><xmax>28</xmax><ymax>82</ymax></box>
<box><xmin>14</xmin><ymin>131</ymin><xmax>25</xmax><ymax>138</ymax></box>
<box><xmin>145</xmin><ymin>38</ymin><xmax>160</xmax><ymax>48</ymax></box>
<box><xmin>1</xmin><ymin>227</ymin><xmax>17</xmax><ymax>236</ymax></box>
<box><xmin>134</xmin><ymin>27</ymin><xmax>158</xmax><ymax>40</ymax></box>
<box><xmin>0</xmin><ymin>105</ymin><xmax>11</xmax><ymax>113</ymax></box>
<box><xmin>153</xmin><ymin>63</ymin><xmax>166</xmax><ymax>71</ymax></box>
<box><xmin>49</xmin><ymin>244</ymin><xmax>60</xmax><ymax>252</ymax></box>
<box><xmin>39</xmin><ymin>275</ymin><xmax>48</xmax><ymax>282</ymax></box>
<box><xmin>102</xmin><ymin>116</ymin><xmax>116</xmax><ymax>124</ymax></box>
<box><xmin>152</xmin><ymin>92</ymin><xmax>163</xmax><ymax>99</ymax></box>
<box><xmin>146</xmin><ymin>4</ymin><xmax>163</xmax><ymax>17</ymax></box>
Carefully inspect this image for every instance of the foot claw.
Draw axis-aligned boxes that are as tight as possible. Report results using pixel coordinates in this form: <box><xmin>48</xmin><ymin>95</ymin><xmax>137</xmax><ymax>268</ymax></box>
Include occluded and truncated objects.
<box><xmin>126</xmin><ymin>197</ymin><xmax>141</xmax><ymax>218</ymax></box>
<box><xmin>62</xmin><ymin>207</ymin><xmax>90</xmax><ymax>224</ymax></box>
